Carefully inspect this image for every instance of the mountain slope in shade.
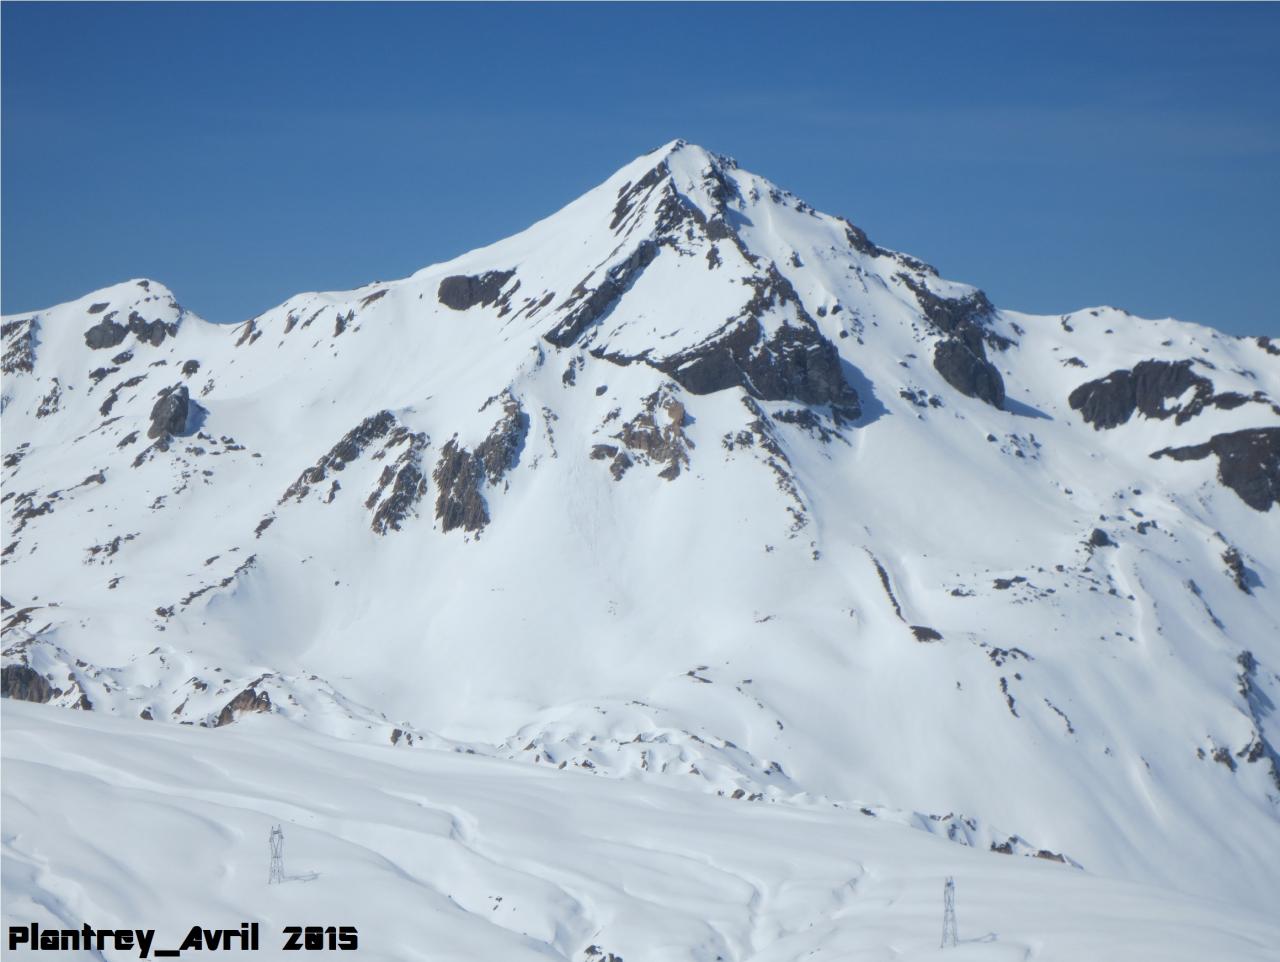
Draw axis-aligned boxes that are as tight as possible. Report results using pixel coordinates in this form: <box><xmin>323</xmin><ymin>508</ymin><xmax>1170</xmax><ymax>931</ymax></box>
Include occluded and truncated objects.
<box><xmin>3</xmin><ymin>141</ymin><xmax>1279</xmax><ymax>916</ymax></box>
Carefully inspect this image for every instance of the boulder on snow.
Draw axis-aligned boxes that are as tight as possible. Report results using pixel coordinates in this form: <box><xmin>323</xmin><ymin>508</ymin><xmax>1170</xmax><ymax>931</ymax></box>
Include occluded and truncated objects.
<box><xmin>214</xmin><ymin>687</ymin><xmax>272</xmax><ymax>727</ymax></box>
<box><xmin>147</xmin><ymin>384</ymin><xmax>190</xmax><ymax>440</ymax></box>
<box><xmin>438</xmin><ymin>270</ymin><xmax>516</xmax><ymax>311</ymax></box>
<box><xmin>84</xmin><ymin>316</ymin><xmax>130</xmax><ymax>350</ymax></box>
<box><xmin>1089</xmin><ymin>528</ymin><xmax>1116</xmax><ymax>548</ymax></box>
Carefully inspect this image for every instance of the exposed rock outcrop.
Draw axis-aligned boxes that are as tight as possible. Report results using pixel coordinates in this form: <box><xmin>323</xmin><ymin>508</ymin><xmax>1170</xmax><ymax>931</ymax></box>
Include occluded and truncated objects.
<box><xmin>366</xmin><ymin>428</ymin><xmax>430</xmax><ymax>535</ymax></box>
<box><xmin>84</xmin><ymin>315</ymin><xmax>129</xmax><ymax>350</ymax></box>
<box><xmin>1068</xmin><ymin>359</ymin><xmax>1226</xmax><ymax>429</ymax></box>
<box><xmin>1089</xmin><ymin>528</ymin><xmax>1116</xmax><ymax>548</ymax></box>
<box><xmin>1236</xmin><ymin>651</ymin><xmax>1280</xmax><ymax>791</ymax></box>
<box><xmin>83</xmin><ymin>310</ymin><xmax>177</xmax><ymax>351</ymax></box>
<box><xmin>611</xmin><ymin>163</ymin><xmax>668</xmax><ymax>232</ymax></box>
<box><xmin>438</xmin><ymin>270</ymin><xmax>516</xmax><ymax>312</ymax></box>
<box><xmin>545</xmin><ymin>242</ymin><xmax>659</xmax><ymax>348</ymax></box>
<box><xmin>147</xmin><ymin>385</ymin><xmax>190</xmax><ymax>440</ymax></box>
<box><xmin>1</xmin><ymin>663</ymin><xmax>57</xmax><ymax>703</ymax></box>
<box><xmin>651</xmin><ymin>267</ymin><xmax>860</xmax><ymax>422</ymax></box>
<box><xmin>99</xmin><ymin>374</ymin><xmax>147</xmax><ymax>417</ymax></box>
<box><xmin>2</xmin><ymin>318</ymin><xmax>36</xmax><ymax>374</ymax></box>
<box><xmin>932</xmin><ymin>338</ymin><xmax>1005</xmax><ymax>409</ymax></box>
<box><xmin>898</xmin><ymin>274</ymin><xmax>998</xmax><ymax>342</ymax></box>
<box><xmin>277</xmin><ymin>411</ymin><xmax>431</xmax><ymax>533</ymax></box>
<box><xmin>473</xmin><ymin>392</ymin><xmax>529</xmax><ymax>484</ymax></box>
<box><xmin>213</xmin><ymin>686</ymin><xmax>272</xmax><ymax>727</ymax></box>
<box><xmin>839</xmin><ymin>218</ymin><xmax>884</xmax><ymax>258</ymax></box>
<box><xmin>35</xmin><ymin>379</ymin><xmax>62</xmax><ymax>418</ymax></box>
<box><xmin>1222</xmin><ymin>547</ymin><xmax>1254</xmax><ymax>594</ymax></box>
<box><xmin>892</xmin><ymin>274</ymin><xmax>1008</xmax><ymax>409</ymax></box>
<box><xmin>281</xmin><ymin>411</ymin><xmax>398</xmax><ymax>503</ymax></box>
<box><xmin>604</xmin><ymin>389</ymin><xmax>693</xmax><ymax>480</ymax></box>
<box><xmin>722</xmin><ymin>397</ymin><xmax>809</xmax><ymax>531</ymax></box>
<box><xmin>432</xmin><ymin>441</ymin><xmax>489</xmax><ymax>533</ymax></box>
<box><xmin>1150</xmin><ymin>427</ymin><xmax>1280</xmax><ymax>512</ymax></box>
<box><xmin>127</xmin><ymin>310</ymin><xmax>177</xmax><ymax>346</ymax></box>
<box><xmin>433</xmin><ymin>392</ymin><xmax>528</xmax><ymax>534</ymax></box>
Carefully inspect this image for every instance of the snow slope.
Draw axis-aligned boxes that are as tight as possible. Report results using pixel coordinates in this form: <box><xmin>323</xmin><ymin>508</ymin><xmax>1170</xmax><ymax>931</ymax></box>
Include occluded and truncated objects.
<box><xmin>5</xmin><ymin>701</ymin><xmax>1278</xmax><ymax>962</ymax></box>
<box><xmin>4</xmin><ymin>141</ymin><xmax>1279</xmax><ymax>931</ymax></box>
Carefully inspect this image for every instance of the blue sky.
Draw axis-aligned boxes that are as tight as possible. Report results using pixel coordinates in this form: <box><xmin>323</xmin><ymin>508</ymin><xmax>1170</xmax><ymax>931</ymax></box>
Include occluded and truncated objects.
<box><xmin>3</xmin><ymin>2</ymin><xmax>1277</xmax><ymax>336</ymax></box>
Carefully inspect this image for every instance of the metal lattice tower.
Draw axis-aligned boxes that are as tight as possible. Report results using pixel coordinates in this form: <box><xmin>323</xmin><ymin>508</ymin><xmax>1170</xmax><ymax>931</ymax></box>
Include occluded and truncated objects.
<box><xmin>940</xmin><ymin>876</ymin><xmax>958</xmax><ymax>948</ymax></box>
<box><xmin>268</xmin><ymin>825</ymin><xmax>284</xmax><ymax>884</ymax></box>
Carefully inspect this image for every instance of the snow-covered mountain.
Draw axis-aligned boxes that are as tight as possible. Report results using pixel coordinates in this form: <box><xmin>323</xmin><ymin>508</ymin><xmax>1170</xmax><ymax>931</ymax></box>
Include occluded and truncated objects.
<box><xmin>4</xmin><ymin>140</ymin><xmax>1279</xmax><ymax>927</ymax></box>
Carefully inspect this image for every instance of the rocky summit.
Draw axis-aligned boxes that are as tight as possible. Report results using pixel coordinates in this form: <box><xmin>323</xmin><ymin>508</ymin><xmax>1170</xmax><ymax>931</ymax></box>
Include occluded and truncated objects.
<box><xmin>3</xmin><ymin>140</ymin><xmax>1279</xmax><ymax>916</ymax></box>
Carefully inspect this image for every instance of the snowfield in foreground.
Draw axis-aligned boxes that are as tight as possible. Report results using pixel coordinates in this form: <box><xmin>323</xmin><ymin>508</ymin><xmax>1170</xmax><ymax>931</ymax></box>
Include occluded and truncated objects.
<box><xmin>3</xmin><ymin>701</ymin><xmax>1277</xmax><ymax>962</ymax></box>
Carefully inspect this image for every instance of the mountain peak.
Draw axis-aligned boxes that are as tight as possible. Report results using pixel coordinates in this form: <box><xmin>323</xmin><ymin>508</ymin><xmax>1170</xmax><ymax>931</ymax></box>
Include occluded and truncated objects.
<box><xmin>30</xmin><ymin>278</ymin><xmax>180</xmax><ymax>320</ymax></box>
<box><xmin>655</xmin><ymin>137</ymin><xmax>726</xmax><ymax>166</ymax></box>
<box><xmin>3</xmin><ymin>143</ymin><xmax>1279</xmax><ymax>922</ymax></box>
<box><xmin>604</xmin><ymin>139</ymin><xmax>731</xmax><ymax>207</ymax></box>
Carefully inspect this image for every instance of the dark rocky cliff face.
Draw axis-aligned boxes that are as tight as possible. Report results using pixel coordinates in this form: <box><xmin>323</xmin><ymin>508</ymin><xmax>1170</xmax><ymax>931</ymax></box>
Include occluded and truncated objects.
<box><xmin>1070</xmin><ymin>360</ymin><xmax>1215</xmax><ymax>429</ymax></box>
<box><xmin>2</xmin><ymin>318</ymin><xmax>36</xmax><ymax>374</ymax></box>
<box><xmin>127</xmin><ymin>311</ymin><xmax>177</xmax><ymax>347</ymax></box>
<box><xmin>1</xmin><ymin>663</ymin><xmax>56</xmax><ymax>703</ymax></box>
<box><xmin>147</xmin><ymin>385</ymin><xmax>190</xmax><ymax>440</ymax></box>
<box><xmin>432</xmin><ymin>441</ymin><xmax>489</xmax><ymax>534</ymax></box>
<box><xmin>279</xmin><ymin>411</ymin><xmax>431</xmax><ymax>534</ymax></box>
<box><xmin>899</xmin><ymin>275</ymin><xmax>997</xmax><ymax>341</ymax></box>
<box><xmin>84</xmin><ymin>309</ymin><xmax>178</xmax><ymax>350</ymax></box>
<box><xmin>433</xmin><ymin>392</ymin><xmax>529</xmax><ymax>534</ymax></box>
<box><xmin>545</xmin><ymin>242</ymin><xmax>659</xmax><ymax>349</ymax></box>
<box><xmin>85</xmin><ymin>315</ymin><xmax>129</xmax><ymax>350</ymax></box>
<box><xmin>655</xmin><ymin>318</ymin><xmax>860</xmax><ymax>420</ymax></box>
<box><xmin>1151</xmin><ymin>427</ymin><xmax>1280</xmax><ymax>512</ymax></box>
<box><xmin>932</xmin><ymin>339</ymin><xmax>1005</xmax><ymax>409</ymax></box>
<box><xmin>651</xmin><ymin>267</ymin><xmax>861</xmax><ymax>423</ymax></box>
<box><xmin>281</xmin><ymin>411</ymin><xmax>398</xmax><ymax>503</ymax></box>
<box><xmin>894</xmin><ymin>274</ymin><xmax>1007</xmax><ymax>409</ymax></box>
<box><xmin>366</xmin><ymin>432</ymin><xmax>430</xmax><ymax>535</ymax></box>
<box><xmin>611</xmin><ymin>163</ymin><xmax>669</xmax><ymax>233</ymax></box>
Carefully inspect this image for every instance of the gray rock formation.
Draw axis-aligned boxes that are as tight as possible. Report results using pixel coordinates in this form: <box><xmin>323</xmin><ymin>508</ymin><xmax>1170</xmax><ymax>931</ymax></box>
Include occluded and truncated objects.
<box><xmin>438</xmin><ymin>270</ymin><xmax>516</xmax><ymax>311</ymax></box>
<box><xmin>147</xmin><ymin>385</ymin><xmax>190</xmax><ymax>440</ymax></box>
<box><xmin>1151</xmin><ymin>427</ymin><xmax>1280</xmax><ymax>512</ymax></box>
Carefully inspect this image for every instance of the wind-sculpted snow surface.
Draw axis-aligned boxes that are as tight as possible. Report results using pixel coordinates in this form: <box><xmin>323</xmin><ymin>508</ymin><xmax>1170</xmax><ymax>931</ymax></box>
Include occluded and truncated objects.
<box><xmin>5</xmin><ymin>703</ymin><xmax>1280</xmax><ymax>962</ymax></box>
<box><xmin>3</xmin><ymin>141</ymin><xmax>1280</xmax><ymax>925</ymax></box>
